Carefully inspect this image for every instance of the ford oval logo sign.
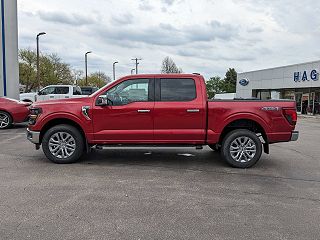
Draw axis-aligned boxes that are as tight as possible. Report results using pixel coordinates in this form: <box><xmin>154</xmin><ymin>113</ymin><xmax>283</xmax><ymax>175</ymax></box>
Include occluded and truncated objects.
<box><xmin>239</xmin><ymin>78</ymin><xmax>249</xmax><ymax>86</ymax></box>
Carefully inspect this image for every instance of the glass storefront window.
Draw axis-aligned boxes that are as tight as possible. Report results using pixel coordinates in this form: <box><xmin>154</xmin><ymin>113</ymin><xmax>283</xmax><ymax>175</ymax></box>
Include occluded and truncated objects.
<box><xmin>295</xmin><ymin>93</ymin><xmax>302</xmax><ymax>113</ymax></box>
<box><xmin>315</xmin><ymin>92</ymin><xmax>320</xmax><ymax>115</ymax></box>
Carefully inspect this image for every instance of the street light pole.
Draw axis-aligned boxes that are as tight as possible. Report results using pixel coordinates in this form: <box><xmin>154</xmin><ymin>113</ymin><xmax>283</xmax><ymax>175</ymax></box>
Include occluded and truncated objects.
<box><xmin>36</xmin><ymin>32</ymin><xmax>46</xmax><ymax>91</ymax></box>
<box><xmin>113</xmin><ymin>61</ymin><xmax>118</xmax><ymax>81</ymax></box>
<box><xmin>85</xmin><ymin>51</ymin><xmax>92</xmax><ymax>85</ymax></box>
<box><xmin>131</xmin><ymin>69</ymin><xmax>135</xmax><ymax>75</ymax></box>
<box><xmin>131</xmin><ymin>58</ymin><xmax>142</xmax><ymax>74</ymax></box>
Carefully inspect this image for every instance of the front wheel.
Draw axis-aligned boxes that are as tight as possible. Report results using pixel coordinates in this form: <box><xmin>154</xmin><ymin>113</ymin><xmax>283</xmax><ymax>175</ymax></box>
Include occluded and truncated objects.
<box><xmin>221</xmin><ymin>129</ymin><xmax>262</xmax><ymax>168</ymax></box>
<box><xmin>42</xmin><ymin>124</ymin><xmax>84</xmax><ymax>164</ymax></box>
<box><xmin>0</xmin><ymin>111</ymin><xmax>13</xmax><ymax>129</ymax></box>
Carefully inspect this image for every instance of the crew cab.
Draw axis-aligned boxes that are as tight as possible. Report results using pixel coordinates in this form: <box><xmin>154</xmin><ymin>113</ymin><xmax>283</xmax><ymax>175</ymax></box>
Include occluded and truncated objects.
<box><xmin>26</xmin><ymin>74</ymin><xmax>298</xmax><ymax>168</ymax></box>
<box><xmin>20</xmin><ymin>85</ymin><xmax>83</xmax><ymax>103</ymax></box>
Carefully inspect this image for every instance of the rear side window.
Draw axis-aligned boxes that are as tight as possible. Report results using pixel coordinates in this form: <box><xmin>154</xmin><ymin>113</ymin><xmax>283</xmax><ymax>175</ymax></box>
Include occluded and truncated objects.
<box><xmin>160</xmin><ymin>78</ymin><xmax>196</xmax><ymax>101</ymax></box>
<box><xmin>54</xmin><ymin>87</ymin><xmax>69</xmax><ymax>94</ymax></box>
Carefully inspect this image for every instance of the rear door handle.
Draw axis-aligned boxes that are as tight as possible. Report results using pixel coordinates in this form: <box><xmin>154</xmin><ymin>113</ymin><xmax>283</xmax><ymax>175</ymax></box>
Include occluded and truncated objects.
<box><xmin>137</xmin><ymin>109</ymin><xmax>151</xmax><ymax>113</ymax></box>
<box><xmin>187</xmin><ymin>109</ymin><xmax>200</xmax><ymax>113</ymax></box>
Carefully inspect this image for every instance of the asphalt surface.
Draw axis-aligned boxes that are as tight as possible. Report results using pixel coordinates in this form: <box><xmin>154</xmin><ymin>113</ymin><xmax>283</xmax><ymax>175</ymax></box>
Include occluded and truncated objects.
<box><xmin>0</xmin><ymin>118</ymin><xmax>320</xmax><ymax>240</ymax></box>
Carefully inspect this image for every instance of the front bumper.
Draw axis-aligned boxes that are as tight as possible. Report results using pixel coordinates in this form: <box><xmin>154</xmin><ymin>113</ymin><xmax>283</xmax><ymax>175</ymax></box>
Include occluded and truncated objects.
<box><xmin>27</xmin><ymin>128</ymin><xmax>40</xmax><ymax>144</ymax></box>
<box><xmin>291</xmin><ymin>131</ymin><xmax>299</xmax><ymax>141</ymax></box>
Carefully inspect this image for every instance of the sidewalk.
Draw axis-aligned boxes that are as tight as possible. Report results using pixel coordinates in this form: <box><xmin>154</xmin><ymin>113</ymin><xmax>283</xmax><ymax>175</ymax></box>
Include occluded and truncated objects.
<box><xmin>298</xmin><ymin>114</ymin><xmax>320</xmax><ymax>119</ymax></box>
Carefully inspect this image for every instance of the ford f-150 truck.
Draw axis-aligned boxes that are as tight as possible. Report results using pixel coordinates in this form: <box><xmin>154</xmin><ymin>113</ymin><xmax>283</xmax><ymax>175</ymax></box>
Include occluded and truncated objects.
<box><xmin>27</xmin><ymin>74</ymin><xmax>298</xmax><ymax>168</ymax></box>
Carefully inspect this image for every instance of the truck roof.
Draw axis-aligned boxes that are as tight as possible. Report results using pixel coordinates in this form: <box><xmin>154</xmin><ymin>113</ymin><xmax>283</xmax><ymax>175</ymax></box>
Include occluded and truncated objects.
<box><xmin>119</xmin><ymin>73</ymin><xmax>203</xmax><ymax>79</ymax></box>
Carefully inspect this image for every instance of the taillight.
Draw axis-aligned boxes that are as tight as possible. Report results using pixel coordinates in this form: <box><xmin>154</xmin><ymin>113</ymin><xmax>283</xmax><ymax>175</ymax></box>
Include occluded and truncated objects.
<box><xmin>283</xmin><ymin>108</ymin><xmax>297</xmax><ymax>126</ymax></box>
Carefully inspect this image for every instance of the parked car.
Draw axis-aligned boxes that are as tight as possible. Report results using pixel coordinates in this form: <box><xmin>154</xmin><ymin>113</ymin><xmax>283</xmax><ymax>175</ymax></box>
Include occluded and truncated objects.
<box><xmin>0</xmin><ymin>97</ymin><xmax>31</xmax><ymax>129</ymax></box>
<box><xmin>27</xmin><ymin>74</ymin><xmax>298</xmax><ymax>168</ymax></box>
<box><xmin>80</xmin><ymin>86</ymin><xmax>99</xmax><ymax>95</ymax></box>
<box><xmin>20</xmin><ymin>85</ymin><xmax>84</xmax><ymax>103</ymax></box>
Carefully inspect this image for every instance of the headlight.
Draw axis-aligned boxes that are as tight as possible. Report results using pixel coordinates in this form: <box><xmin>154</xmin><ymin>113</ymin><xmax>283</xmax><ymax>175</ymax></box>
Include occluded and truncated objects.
<box><xmin>29</xmin><ymin>107</ymin><xmax>42</xmax><ymax>125</ymax></box>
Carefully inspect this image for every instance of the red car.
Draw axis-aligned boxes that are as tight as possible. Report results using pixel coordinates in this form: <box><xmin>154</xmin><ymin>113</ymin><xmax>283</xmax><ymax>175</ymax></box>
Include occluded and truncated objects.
<box><xmin>27</xmin><ymin>74</ymin><xmax>298</xmax><ymax>168</ymax></box>
<box><xmin>0</xmin><ymin>97</ymin><xmax>31</xmax><ymax>129</ymax></box>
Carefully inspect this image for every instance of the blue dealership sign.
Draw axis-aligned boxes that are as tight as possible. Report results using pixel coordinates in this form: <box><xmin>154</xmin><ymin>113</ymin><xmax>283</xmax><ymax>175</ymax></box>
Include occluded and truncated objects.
<box><xmin>294</xmin><ymin>70</ymin><xmax>319</xmax><ymax>82</ymax></box>
<box><xmin>239</xmin><ymin>78</ymin><xmax>249</xmax><ymax>86</ymax></box>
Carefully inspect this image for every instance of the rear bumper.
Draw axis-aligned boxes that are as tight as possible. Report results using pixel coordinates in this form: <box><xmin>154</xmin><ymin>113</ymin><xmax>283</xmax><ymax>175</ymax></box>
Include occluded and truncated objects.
<box><xmin>291</xmin><ymin>131</ymin><xmax>299</xmax><ymax>141</ymax></box>
<box><xmin>27</xmin><ymin>128</ymin><xmax>40</xmax><ymax>144</ymax></box>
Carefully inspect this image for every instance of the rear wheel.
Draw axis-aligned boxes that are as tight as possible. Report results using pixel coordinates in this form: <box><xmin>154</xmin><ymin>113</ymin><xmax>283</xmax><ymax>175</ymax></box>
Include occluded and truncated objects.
<box><xmin>0</xmin><ymin>111</ymin><xmax>13</xmax><ymax>129</ymax></box>
<box><xmin>221</xmin><ymin>129</ymin><xmax>262</xmax><ymax>168</ymax></box>
<box><xmin>42</xmin><ymin>124</ymin><xmax>84</xmax><ymax>164</ymax></box>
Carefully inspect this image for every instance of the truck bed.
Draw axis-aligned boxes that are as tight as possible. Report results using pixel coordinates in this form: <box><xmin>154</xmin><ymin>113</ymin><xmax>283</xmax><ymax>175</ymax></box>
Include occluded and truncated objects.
<box><xmin>206</xmin><ymin>99</ymin><xmax>296</xmax><ymax>144</ymax></box>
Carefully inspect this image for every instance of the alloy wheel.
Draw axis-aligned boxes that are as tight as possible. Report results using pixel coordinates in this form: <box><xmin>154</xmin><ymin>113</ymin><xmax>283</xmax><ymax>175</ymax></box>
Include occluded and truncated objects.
<box><xmin>229</xmin><ymin>136</ymin><xmax>257</xmax><ymax>163</ymax></box>
<box><xmin>0</xmin><ymin>113</ymin><xmax>10</xmax><ymax>129</ymax></box>
<box><xmin>48</xmin><ymin>132</ymin><xmax>76</xmax><ymax>159</ymax></box>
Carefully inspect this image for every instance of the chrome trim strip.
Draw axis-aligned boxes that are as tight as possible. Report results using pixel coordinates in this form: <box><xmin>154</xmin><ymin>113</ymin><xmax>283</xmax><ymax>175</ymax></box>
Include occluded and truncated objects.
<box><xmin>137</xmin><ymin>109</ymin><xmax>151</xmax><ymax>113</ymax></box>
<box><xmin>187</xmin><ymin>109</ymin><xmax>200</xmax><ymax>113</ymax></box>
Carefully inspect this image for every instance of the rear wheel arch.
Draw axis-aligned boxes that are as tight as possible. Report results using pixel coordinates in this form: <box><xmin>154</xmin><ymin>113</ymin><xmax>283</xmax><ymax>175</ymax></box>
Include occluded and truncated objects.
<box><xmin>219</xmin><ymin>118</ymin><xmax>268</xmax><ymax>145</ymax></box>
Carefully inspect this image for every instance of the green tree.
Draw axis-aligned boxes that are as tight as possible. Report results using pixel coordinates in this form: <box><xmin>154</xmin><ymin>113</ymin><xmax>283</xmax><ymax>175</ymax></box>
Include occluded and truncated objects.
<box><xmin>77</xmin><ymin>71</ymin><xmax>111</xmax><ymax>88</ymax></box>
<box><xmin>19</xmin><ymin>49</ymin><xmax>75</xmax><ymax>92</ymax></box>
<box><xmin>224</xmin><ymin>68</ymin><xmax>237</xmax><ymax>93</ymax></box>
<box><xmin>205</xmin><ymin>76</ymin><xmax>225</xmax><ymax>99</ymax></box>
<box><xmin>205</xmin><ymin>68</ymin><xmax>238</xmax><ymax>98</ymax></box>
<box><xmin>161</xmin><ymin>56</ymin><xmax>183</xmax><ymax>73</ymax></box>
<box><xmin>19</xmin><ymin>49</ymin><xmax>37</xmax><ymax>92</ymax></box>
<box><xmin>40</xmin><ymin>54</ymin><xmax>74</xmax><ymax>87</ymax></box>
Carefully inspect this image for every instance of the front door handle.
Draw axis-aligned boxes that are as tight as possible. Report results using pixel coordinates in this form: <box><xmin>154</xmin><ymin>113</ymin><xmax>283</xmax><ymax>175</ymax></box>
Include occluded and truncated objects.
<box><xmin>137</xmin><ymin>109</ymin><xmax>151</xmax><ymax>113</ymax></box>
<box><xmin>187</xmin><ymin>109</ymin><xmax>200</xmax><ymax>113</ymax></box>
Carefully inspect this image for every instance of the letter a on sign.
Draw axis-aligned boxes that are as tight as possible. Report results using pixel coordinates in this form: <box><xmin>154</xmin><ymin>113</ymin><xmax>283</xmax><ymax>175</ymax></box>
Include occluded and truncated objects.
<box><xmin>302</xmin><ymin>71</ymin><xmax>308</xmax><ymax>81</ymax></box>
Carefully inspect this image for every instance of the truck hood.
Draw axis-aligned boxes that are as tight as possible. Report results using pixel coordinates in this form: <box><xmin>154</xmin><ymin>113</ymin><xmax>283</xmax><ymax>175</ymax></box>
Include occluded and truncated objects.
<box><xmin>32</xmin><ymin>97</ymin><xmax>91</xmax><ymax>108</ymax></box>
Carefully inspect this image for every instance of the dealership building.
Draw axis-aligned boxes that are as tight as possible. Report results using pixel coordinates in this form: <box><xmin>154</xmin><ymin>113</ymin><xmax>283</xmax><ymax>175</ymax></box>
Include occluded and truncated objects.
<box><xmin>0</xmin><ymin>0</ymin><xmax>19</xmax><ymax>99</ymax></box>
<box><xmin>237</xmin><ymin>60</ymin><xmax>320</xmax><ymax>115</ymax></box>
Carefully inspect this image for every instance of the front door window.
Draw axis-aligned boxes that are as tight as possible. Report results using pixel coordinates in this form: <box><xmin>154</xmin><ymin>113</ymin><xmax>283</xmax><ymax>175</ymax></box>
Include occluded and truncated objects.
<box><xmin>103</xmin><ymin>79</ymin><xmax>150</xmax><ymax>106</ymax></box>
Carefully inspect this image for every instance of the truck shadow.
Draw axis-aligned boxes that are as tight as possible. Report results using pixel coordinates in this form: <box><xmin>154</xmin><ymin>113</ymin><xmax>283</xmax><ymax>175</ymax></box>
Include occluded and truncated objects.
<box><xmin>79</xmin><ymin>148</ymin><xmax>228</xmax><ymax>169</ymax></box>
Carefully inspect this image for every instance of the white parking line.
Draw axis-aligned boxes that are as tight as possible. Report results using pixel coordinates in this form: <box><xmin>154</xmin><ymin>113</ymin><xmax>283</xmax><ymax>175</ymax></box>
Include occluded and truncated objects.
<box><xmin>0</xmin><ymin>133</ymin><xmax>25</xmax><ymax>135</ymax></box>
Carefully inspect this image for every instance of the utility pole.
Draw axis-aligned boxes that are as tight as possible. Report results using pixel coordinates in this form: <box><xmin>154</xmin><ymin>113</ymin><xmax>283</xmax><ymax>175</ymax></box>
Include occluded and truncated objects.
<box><xmin>36</xmin><ymin>32</ymin><xmax>46</xmax><ymax>91</ymax></box>
<box><xmin>113</xmin><ymin>61</ymin><xmax>118</xmax><ymax>81</ymax></box>
<box><xmin>85</xmin><ymin>51</ymin><xmax>92</xmax><ymax>85</ymax></box>
<box><xmin>131</xmin><ymin>58</ymin><xmax>142</xmax><ymax>74</ymax></box>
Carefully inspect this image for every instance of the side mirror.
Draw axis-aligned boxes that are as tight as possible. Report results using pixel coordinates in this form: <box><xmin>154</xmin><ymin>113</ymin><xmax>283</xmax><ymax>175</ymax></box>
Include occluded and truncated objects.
<box><xmin>96</xmin><ymin>97</ymin><xmax>108</xmax><ymax>106</ymax></box>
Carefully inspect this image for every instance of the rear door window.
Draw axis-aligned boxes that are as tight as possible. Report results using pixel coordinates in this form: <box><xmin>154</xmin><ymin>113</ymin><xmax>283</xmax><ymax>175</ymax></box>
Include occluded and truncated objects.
<box><xmin>160</xmin><ymin>78</ymin><xmax>196</xmax><ymax>101</ymax></box>
<box><xmin>54</xmin><ymin>87</ymin><xmax>69</xmax><ymax>94</ymax></box>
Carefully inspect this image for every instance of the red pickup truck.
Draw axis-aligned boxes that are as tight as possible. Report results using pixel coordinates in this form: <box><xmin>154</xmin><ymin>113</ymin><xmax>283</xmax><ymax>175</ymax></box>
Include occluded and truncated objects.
<box><xmin>27</xmin><ymin>74</ymin><xmax>298</xmax><ymax>168</ymax></box>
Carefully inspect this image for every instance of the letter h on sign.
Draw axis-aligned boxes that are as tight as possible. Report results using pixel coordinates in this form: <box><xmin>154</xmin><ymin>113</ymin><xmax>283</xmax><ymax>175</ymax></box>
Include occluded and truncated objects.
<box><xmin>294</xmin><ymin>72</ymin><xmax>300</xmax><ymax>82</ymax></box>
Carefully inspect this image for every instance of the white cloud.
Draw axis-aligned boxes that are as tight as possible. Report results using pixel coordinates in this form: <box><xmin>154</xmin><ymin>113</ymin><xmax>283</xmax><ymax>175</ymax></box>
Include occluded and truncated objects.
<box><xmin>17</xmin><ymin>0</ymin><xmax>320</xmax><ymax>79</ymax></box>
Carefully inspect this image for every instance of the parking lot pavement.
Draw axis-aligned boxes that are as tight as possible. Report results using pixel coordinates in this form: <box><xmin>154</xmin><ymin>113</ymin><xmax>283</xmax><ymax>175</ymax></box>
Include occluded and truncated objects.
<box><xmin>0</xmin><ymin>118</ymin><xmax>320</xmax><ymax>240</ymax></box>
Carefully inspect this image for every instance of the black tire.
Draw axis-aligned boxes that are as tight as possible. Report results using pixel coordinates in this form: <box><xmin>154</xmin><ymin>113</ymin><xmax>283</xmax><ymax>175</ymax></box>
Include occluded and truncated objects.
<box><xmin>42</xmin><ymin>124</ymin><xmax>84</xmax><ymax>164</ymax></box>
<box><xmin>0</xmin><ymin>111</ymin><xmax>13</xmax><ymax>129</ymax></box>
<box><xmin>221</xmin><ymin>129</ymin><xmax>262</xmax><ymax>168</ymax></box>
<box><xmin>208</xmin><ymin>144</ymin><xmax>221</xmax><ymax>152</ymax></box>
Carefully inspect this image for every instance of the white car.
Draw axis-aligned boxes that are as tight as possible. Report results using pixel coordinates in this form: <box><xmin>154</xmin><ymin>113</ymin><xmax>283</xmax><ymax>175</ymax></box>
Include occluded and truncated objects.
<box><xmin>20</xmin><ymin>85</ymin><xmax>85</xmax><ymax>103</ymax></box>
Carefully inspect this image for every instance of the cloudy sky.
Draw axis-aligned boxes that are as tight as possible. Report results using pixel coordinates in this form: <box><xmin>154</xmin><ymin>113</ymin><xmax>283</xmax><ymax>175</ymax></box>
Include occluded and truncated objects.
<box><xmin>18</xmin><ymin>0</ymin><xmax>320</xmax><ymax>79</ymax></box>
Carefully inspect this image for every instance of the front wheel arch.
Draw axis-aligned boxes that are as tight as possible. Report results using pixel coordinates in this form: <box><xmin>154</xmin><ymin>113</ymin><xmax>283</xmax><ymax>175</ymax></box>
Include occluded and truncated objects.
<box><xmin>40</xmin><ymin>118</ymin><xmax>87</xmax><ymax>151</ymax></box>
